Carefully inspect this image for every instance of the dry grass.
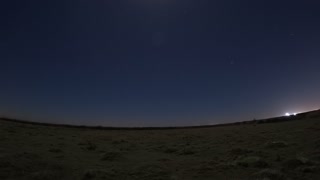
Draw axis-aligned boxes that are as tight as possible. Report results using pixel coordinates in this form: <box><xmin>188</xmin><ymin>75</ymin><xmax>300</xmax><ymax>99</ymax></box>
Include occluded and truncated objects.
<box><xmin>0</xmin><ymin>114</ymin><xmax>320</xmax><ymax>180</ymax></box>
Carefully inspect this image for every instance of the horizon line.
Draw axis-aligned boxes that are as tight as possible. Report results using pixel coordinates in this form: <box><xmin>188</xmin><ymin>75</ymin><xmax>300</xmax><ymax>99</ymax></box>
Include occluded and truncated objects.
<box><xmin>1</xmin><ymin>109</ymin><xmax>318</xmax><ymax>130</ymax></box>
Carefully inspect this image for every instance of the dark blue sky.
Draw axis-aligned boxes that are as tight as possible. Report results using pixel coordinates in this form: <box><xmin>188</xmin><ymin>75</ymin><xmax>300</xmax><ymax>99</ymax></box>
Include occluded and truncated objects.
<box><xmin>1</xmin><ymin>0</ymin><xmax>320</xmax><ymax>126</ymax></box>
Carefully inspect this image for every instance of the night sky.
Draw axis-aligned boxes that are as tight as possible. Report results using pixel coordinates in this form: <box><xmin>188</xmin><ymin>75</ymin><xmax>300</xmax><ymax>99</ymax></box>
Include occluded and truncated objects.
<box><xmin>1</xmin><ymin>0</ymin><xmax>320</xmax><ymax>127</ymax></box>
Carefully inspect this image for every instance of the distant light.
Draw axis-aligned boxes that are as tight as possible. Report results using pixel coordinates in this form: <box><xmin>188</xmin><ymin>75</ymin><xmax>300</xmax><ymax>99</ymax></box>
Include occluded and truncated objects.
<box><xmin>285</xmin><ymin>112</ymin><xmax>299</xmax><ymax>116</ymax></box>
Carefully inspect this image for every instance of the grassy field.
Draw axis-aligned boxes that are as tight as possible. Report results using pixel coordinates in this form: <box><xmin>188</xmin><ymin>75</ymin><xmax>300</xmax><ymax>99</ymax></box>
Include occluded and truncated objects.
<box><xmin>0</xmin><ymin>113</ymin><xmax>320</xmax><ymax>180</ymax></box>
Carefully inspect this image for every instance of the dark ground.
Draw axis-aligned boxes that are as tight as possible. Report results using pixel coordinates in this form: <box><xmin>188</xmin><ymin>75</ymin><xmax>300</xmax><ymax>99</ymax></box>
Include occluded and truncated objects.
<box><xmin>0</xmin><ymin>112</ymin><xmax>320</xmax><ymax>180</ymax></box>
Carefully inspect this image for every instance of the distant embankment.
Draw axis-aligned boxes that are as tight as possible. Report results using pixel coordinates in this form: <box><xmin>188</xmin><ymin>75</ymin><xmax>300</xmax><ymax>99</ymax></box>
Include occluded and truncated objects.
<box><xmin>0</xmin><ymin>109</ymin><xmax>319</xmax><ymax>130</ymax></box>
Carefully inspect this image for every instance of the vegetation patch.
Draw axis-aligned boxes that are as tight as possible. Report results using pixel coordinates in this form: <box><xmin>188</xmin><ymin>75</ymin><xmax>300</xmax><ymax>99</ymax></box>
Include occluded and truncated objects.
<box><xmin>128</xmin><ymin>165</ymin><xmax>172</xmax><ymax>180</ymax></box>
<box><xmin>79</xmin><ymin>141</ymin><xmax>97</xmax><ymax>151</ymax></box>
<box><xmin>163</xmin><ymin>148</ymin><xmax>178</xmax><ymax>154</ymax></box>
<box><xmin>298</xmin><ymin>166</ymin><xmax>318</xmax><ymax>173</ymax></box>
<box><xmin>100</xmin><ymin>151</ymin><xmax>124</xmax><ymax>161</ymax></box>
<box><xmin>229</xmin><ymin>148</ymin><xmax>254</xmax><ymax>156</ymax></box>
<box><xmin>83</xmin><ymin>169</ymin><xmax>118</xmax><ymax>180</ymax></box>
<box><xmin>178</xmin><ymin>148</ymin><xmax>196</xmax><ymax>155</ymax></box>
<box><xmin>282</xmin><ymin>157</ymin><xmax>319</xmax><ymax>169</ymax></box>
<box><xmin>1</xmin><ymin>113</ymin><xmax>320</xmax><ymax>179</ymax></box>
<box><xmin>265</xmin><ymin>141</ymin><xmax>288</xmax><ymax>148</ymax></box>
<box><xmin>233</xmin><ymin>156</ymin><xmax>269</xmax><ymax>168</ymax></box>
<box><xmin>49</xmin><ymin>148</ymin><xmax>62</xmax><ymax>153</ymax></box>
<box><xmin>254</xmin><ymin>169</ymin><xmax>286</xmax><ymax>180</ymax></box>
<box><xmin>0</xmin><ymin>152</ymin><xmax>66</xmax><ymax>180</ymax></box>
<box><xmin>111</xmin><ymin>139</ymin><xmax>128</xmax><ymax>145</ymax></box>
<box><xmin>27</xmin><ymin>168</ymin><xmax>65</xmax><ymax>180</ymax></box>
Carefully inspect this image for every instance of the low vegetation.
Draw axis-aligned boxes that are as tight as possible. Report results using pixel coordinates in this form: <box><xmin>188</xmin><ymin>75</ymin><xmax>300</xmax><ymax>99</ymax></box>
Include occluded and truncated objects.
<box><xmin>0</xmin><ymin>110</ymin><xmax>319</xmax><ymax>179</ymax></box>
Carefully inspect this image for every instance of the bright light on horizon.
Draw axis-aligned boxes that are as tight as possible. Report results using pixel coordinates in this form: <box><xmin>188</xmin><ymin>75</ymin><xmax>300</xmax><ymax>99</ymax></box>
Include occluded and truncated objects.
<box><xmin>285</xmin><ymin>112</ymin><xmax>300</xmax><ymax>116</ymax></box>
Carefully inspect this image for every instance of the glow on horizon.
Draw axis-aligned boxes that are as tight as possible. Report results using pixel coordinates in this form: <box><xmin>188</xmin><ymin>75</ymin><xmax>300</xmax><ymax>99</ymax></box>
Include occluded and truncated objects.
<box><xmin>285</xmin><ymin>112</ymin><xmax>301</xmax><ymax>116</ymax></box>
